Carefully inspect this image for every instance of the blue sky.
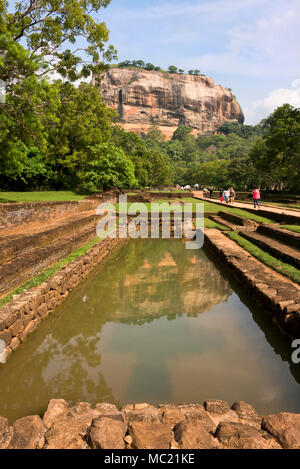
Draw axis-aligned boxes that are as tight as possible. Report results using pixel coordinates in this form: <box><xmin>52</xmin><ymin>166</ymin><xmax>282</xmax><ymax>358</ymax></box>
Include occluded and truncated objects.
<box><xmin>98</xmin><ymin>0</ymin><xmax>300</xmax><ymax>124</ymax></box>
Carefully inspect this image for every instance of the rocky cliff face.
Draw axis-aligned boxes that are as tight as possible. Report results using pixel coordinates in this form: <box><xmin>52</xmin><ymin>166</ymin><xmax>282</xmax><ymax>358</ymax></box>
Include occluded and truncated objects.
<box><xmin>97</xmin><ymin>68</ymin><xmax>244</xmax><ymax>139</ymax></box>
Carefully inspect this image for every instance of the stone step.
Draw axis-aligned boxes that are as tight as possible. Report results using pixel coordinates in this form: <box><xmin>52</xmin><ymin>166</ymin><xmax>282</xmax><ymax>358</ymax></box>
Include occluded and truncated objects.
<box><xmin>239</xmin><ymin>207</ymin><xmax>300</xmax><ymax>225</ymax></box>
<box><xmin>0</xmin><ymin>219</ymin><xmax>101</xmax><ymax>296</ymax></box>
<box><xmin>208</xmin><ymin>215</ymin><xmax>237</xmax><ymax>231</ymax></box>
<box><xmin>217</xmin><ymin>211</ymin><xmax>258</xmax><ymax>230</ymax></box>
<box><xmin>0</xmin><ymin>210</ymin><xmax>100</xmax><ymax>264</ymax></box>
<box><xmin>257</xmin><ymin>224</ymin><xmax>300</xmax><ymax>250</ymax></box>
<box><xmin>240</xmin><ymin>231</ymin><xmax>300</xmax><ymax>270</ymax></box>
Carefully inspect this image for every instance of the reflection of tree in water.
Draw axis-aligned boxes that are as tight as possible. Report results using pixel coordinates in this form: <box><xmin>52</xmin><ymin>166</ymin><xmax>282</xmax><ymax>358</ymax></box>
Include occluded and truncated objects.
<box><xmin>0</xmin><ymin>321</ymin><xmax>118</xmax><ymax>422</ymax></box>
<box><xmin>0</xmin><ymin>239</ymin><xmax>231</xmax><ymax>422</ymax></box>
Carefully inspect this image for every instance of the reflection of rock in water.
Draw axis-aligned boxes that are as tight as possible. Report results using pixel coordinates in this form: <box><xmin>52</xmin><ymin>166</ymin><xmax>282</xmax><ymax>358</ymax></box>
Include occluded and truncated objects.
<box><xmin>101</xmin><ymin>241</ymin><xmax>232</xmax><ymax>323</ymax></box>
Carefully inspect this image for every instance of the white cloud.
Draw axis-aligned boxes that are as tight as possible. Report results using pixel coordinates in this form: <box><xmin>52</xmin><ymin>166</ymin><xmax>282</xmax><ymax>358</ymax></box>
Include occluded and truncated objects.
<box><xmin>228</xmin><ymin>1</ymin><xmax>300</xmax><ymax>58</ymax></box>
<box><xmin>245</xmin><ymin>79</ymin><xmax>300</xmax><ymax>124</ymax></box>
<box><xmin>108</xmin><ymin>0</ymin><xmax>267</xmax><ymax>23</ymax></box>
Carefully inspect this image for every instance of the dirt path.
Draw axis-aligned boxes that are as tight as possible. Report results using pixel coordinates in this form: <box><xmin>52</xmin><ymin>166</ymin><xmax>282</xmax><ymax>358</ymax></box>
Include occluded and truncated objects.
<box><xmin>192</xmin><ymin>192</ymin><xmax>300</xmax><ymax>219</ymax></box>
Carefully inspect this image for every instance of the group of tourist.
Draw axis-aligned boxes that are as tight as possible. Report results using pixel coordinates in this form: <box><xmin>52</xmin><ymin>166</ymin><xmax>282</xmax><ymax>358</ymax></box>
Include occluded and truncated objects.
<box><xmin>176</xmin><ymin>183</ymin><xmax>261</xmax><ymax>209</ymax></box>
<box><xmin>219</xmin><ymin>187</ymin><xmax>261</xmax><ymax>209</ymax></box>
<box><xmin>220</xmin><ymin>188</ymin><xmax>236</xmax><ymax>204</ymax></box>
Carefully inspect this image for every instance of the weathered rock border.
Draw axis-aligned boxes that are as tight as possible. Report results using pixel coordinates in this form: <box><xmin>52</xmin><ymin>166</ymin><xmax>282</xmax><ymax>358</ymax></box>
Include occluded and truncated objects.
<box><xmin>0</xmin><ymin>399</ymin><xmax>299</xmax><ymax>449</ymax></box>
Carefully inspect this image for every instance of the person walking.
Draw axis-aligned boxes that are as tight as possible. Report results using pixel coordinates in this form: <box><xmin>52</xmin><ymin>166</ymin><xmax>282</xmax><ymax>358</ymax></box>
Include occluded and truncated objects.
<box><xmin>223</xmin><ymin>189</ymin><xmax>230</xmax><ymax>203</ymax></box>
<box><xmin>229</xmin><ymin>187</ymin><xmax>235</xmax><ymax>204</ymax></box>
<box><xmin>253</xmin><ymin>187</ymin><xmax>261</xmax><ymax>209</ymax></box>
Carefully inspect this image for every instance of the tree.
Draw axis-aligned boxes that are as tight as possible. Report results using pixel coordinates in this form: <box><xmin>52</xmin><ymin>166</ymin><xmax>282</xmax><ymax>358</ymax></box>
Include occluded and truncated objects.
<box><xmin>111</xmin><ymin>127</ymin><xmax>151</xmax><ymax>187</ymax></box>
<box><xmin>145</xmin><ymin>63</ymin><xmax>155</xmax><ymax>70</ymax></box>
<box><xmin>118</xmin><ymin>60</ymin><xmax>132</xmax><ymax>67</ymax></box>
<box><xmin>219</xmin><ymin>121</ymin><xmax>264</xmax><ymax>138</ymax></box>
<box><xmin>147</xmin><ymin>150</ymin><xmax>173</xmax><ymax>186</ymax></box>
<box><xmin>188</xmin><ymin>70</ymin><xmax>194</xmax><ymax>75</ymax></box>
<box><xmin>250</xmin><ymin>104</ymin><xmax>300</xmax><ymax>190</ymax></box>
<box><xmin>172</xmin><ymin>126</ymin><xmax>193</xmax><ymax>141</ymax></box>
<box><xmin>136</xmin><ymin>60</ymin><xmax>145</xmax><ymax>68</ymax></box>
<box><xmin>0</xmin><ymin>0</ymin><xmax>118</xmax><ymax>187</ymax></box>
<box><xmin>226</xmin><ymin>158</ymin><xmax>257</xmax><ymax>190</ymax></box>
<box><xmin>46</xmin><ymin>81</ymin><xmax>118</xmax><ymax>187</ymax></box>
<box><xmin>1</xmin><ymin>0</ymin><xmax>117</xmax><ymax>83</ymax></box>
<box><xmin>77</xmin><ymin>143</ymin><xmax>136</xmax><ymax>192</ymax></box>
<box><xmin>0</xmin><ymin>38</ymin><xmax>60</xmax><ymax>184</ymax></box>
<box><xmin>193</xmin><ymin>159</ymin><xmax>229</xmax><ymax>187</ymax></box>
<box><xmin>194</xmin><ymin>70</ymin><xmax>200</xmax><ymax>75</ymax></box>
<box><xmin>178</xmin><ymin>69</ymin><xmax>184</xmax><ymax>74</ymax></box>
<box><xmin>168</xmin><ymin>65</ymin><xmax>178</xmax><ymax>74</ymax></box>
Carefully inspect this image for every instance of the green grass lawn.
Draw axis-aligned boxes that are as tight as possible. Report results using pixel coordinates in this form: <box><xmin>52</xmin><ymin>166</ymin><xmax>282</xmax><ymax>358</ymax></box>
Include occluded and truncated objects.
<box><xmin>148</xmin><ymin>190</ymin><xmax>188</xmax><ymax>193</ymax></box>
<box><xmin>227</xmin><ymin>231</ymin><xmax>300</xmax><ymax>284</ymax></box>
<box><xmin>280</xmin><ymin>225</ymin><xmax>300</xmax><ymax>234</ymax></box>
<box><xmin>261</xmin><ymin>201</ymin><xmax>300</xmax><ymax>210</ymax></box>
<box><xmin>113</xmin><ymin>198</ymin><xmax>273</xmax><ymax>224</ymax></box>
<box><xmin>0</xmin><ymin>191</ymin><xmax>86</xmax><ymax>203</ymax></box>
<box><xmin>203</xmin><ymin>218</ymin><xmax>231</xmax><ymax>231</ymax></box>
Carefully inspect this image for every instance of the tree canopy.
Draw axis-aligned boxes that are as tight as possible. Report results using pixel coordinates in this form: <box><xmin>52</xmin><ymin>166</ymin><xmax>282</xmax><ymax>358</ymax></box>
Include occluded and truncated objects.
<box><xmin>0</xmin><ymin>2</ymin><xmax>298</xmax><ymax>194</ymax></box>
<box><xmin>250</xmin><ymin>104</ymin><xmax>300</xmax><ymax>191</ymax></box>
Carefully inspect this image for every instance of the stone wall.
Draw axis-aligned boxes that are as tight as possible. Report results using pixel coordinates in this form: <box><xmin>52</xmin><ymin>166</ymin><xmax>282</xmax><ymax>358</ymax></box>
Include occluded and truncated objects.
<box><xmin>218</xmin><ymin>210</ymin><xmax>258</xmax><ymax>228</ymax></box>
<box><xmin>0</xmin><ymin>200</ymin><xmax>99</xmax><ymax>235</ymax></box>
<box><xmin>0</xmin><ymin>399</ymin><xmax>299</xmax><ymax>449</ymax></box>
<box><xmin>258</xmin><ymin>225</ymin><xmax>300</xmax><ymax>250</ymax></box>
<box><xmin>147</xmin><ymin>192</ymin><xmax>194</xmax><ymax>199</ymax></box>
<box><xmin>0</xmin><ymin>220</ymin><xmax>102</xmax><ymax>295</ymax></box>
<box><xmin>0</xmin><ymin>236</ymin><xmax>127</xmax><ymax>359</ymax></box>
<box><xmin>242</xmin><ymin>207</ymin><xmax>300</xmax><ymax>224</ymax></box>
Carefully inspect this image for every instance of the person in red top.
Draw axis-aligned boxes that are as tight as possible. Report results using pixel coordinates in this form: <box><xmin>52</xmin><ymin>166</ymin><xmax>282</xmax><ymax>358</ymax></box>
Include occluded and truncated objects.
<box><xmin>253</xmin><ymin>188</ymin><xmax>261</xmax><ymax>209</ymax></box>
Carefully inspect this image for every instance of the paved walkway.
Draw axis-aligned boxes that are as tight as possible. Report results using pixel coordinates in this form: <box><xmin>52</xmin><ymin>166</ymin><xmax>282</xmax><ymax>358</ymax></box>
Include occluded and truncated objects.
<box><xmin>192</xmin><ymin>192</ymin><xmax>300</xmax><ymax>220</ymax></box>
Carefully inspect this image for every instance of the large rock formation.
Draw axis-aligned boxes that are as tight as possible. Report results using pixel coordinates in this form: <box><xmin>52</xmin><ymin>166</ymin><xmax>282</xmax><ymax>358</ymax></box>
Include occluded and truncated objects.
<box><xmin>97</xmin><ymin>68</ymin><xmax>244</xmax><ymax>139</ymax></box>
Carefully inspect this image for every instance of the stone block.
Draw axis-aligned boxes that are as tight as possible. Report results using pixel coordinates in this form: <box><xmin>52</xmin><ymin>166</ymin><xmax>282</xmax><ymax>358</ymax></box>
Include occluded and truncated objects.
<box><xmin>262</xmin><ymin>412</ymin><xmax>300</xmax><ymax>449</ymax></box>
<box><xmin>215</xmin><ymin>422</ymin><xmax>281</xmax><ymax>449</ymax></box>
<box><xmin>129</xmin><ymin>421</ymin><xmax>173</xmax><ymax>449</ymax></box>
<box><xmin>174</xmin><ymin>420</ymin><xmax>220</xmax><ymax>449</ymax></box>
<box><xmin>87</xmin><ymin>416</ymin><xmax>127</xmax><ymax>449</ymax></box>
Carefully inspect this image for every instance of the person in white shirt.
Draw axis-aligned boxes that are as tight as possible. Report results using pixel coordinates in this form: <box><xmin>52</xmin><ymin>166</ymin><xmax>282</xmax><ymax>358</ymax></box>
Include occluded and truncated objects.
<box><xmin>223</xmin><ymin>189</ymin><xmax>230</xmax><ymax>203</ymax></box>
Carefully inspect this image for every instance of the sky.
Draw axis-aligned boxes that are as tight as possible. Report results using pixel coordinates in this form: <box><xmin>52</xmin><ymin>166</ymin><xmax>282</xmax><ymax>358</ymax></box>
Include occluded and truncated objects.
<box><xmin>97</xmin><ymin>0</ymin><xmax>300</xmax><ymax>124</ymax></box>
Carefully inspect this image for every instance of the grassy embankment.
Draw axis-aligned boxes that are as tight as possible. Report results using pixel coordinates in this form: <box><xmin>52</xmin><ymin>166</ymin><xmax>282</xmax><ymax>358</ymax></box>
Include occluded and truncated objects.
<box><xmin>0</xmin><ymin>191</ymin><xmax>86</xmax><ymax>203</ymax></box>
<box><xmin>0</xmin><ymin>236</ymin><xmax>106</xmax><ymax>308</ymax></box>
<box><xmin>227</xmin><ymin>232</ymin><xmax>300</xmax><ymax>284</ymax></box>
<box><xmin>259</xmin><ymin>201</ymin><xmax>300</xmax><ymax>210</ymax></box>
<box><xmin>279</xmin><ymin>225</ymin><xmax>300</xmax><ymax>234</ymax></box>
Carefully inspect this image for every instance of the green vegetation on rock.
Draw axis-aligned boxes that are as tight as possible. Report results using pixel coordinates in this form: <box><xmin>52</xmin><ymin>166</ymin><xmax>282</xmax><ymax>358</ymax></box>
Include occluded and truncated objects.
<box><xmin>227</xmin><ymin>232</ymin><xmax>300</xmax><ymax>284</ymax></box>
